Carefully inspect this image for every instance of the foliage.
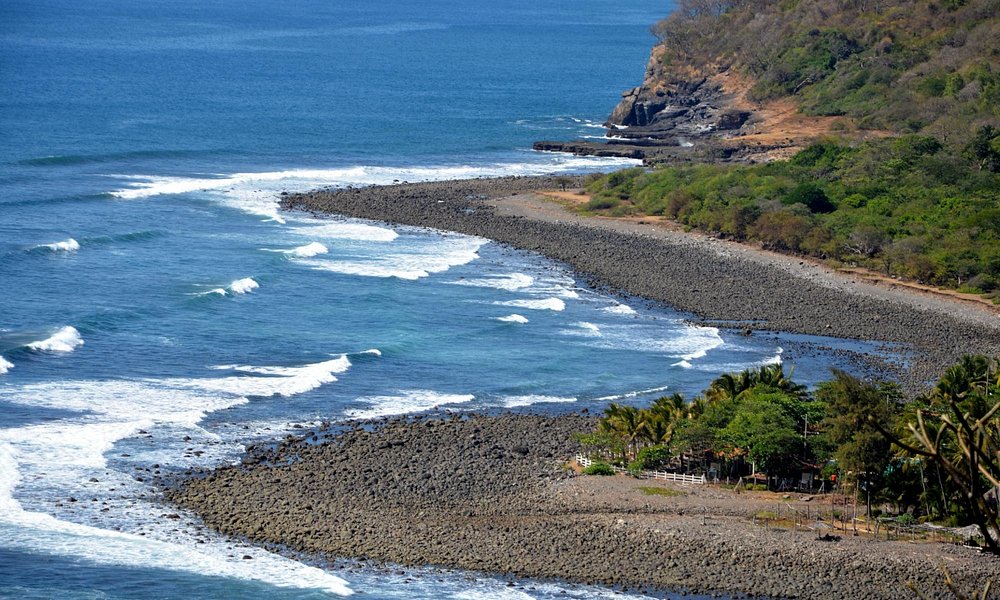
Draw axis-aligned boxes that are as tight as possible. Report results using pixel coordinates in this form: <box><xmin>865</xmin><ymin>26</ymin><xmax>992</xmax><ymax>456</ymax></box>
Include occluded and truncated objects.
<box><xmin>583</xmin><ymin>462</ymin><xmax>616</xmax><ymax>476</ymax></box>
<box><xmin>584</xmin><ymin>355</ymin><xmax>1000</xmax><ymax>543</ymax></box>
<box><xmin>587</xmin><ymin>365</ymin><xmax>824</xmax><ymax>481</ymax></box>
<box><xmin>650</xmin><ymin>0</ymin><xmax>1000</xmax><ymax>142</ymax></box>
<box><xmin>633</xmin><ymin>444</ymin><xmax>673</xmax><ymax>470</ymax></box>
<box><xmin>584</xmin><ymin>137</ymin><xmax>1000</xmax><ymax>297</ymax></box>
<box><xmin>637</xmin><ymin>486</ymin><xmax>685</xmax><ymax>497</ymax></box>
<box><xmin>877</xmin><ymin>356</ymin><xmax>1000</xmax><ymax>554</ymax></box>
<box><xmin>817</xmin><ymin>371</ymin><xmax>905</xmax><ymax>513</ymax></box>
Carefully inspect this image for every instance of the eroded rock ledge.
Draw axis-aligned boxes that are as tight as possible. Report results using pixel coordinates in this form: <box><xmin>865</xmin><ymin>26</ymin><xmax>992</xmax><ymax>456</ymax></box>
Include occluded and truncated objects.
<box><xmin>534</xmin><ymin>46</ymin><xmax>840</xmax><ymax>165</ymax></box>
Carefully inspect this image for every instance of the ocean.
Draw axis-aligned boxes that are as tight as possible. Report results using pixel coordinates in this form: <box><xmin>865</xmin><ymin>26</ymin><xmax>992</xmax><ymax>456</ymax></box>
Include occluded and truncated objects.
<box><xmin>0</xmin><ymin>1</ymin><xmax>893</xmax><ymax>598</ymax></box>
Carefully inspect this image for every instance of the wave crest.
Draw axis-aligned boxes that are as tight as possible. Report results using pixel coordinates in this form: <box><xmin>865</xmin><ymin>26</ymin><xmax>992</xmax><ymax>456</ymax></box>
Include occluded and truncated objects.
<box><xmin>495</xmin><ymin>298</ymin><xmax>565</xmax><ymax>311</ymax></box>
<box><xmin>35</xmin><ymin>238</ymin><xmax>80</xmax><ymax>253</ymax></box>
<box><xmin>347</xmin><ymin>390</ymin><xmax>474</xmax><ymax>419</ymax></box>
<box><xmin>26</xmin><ymin>326</ymin><xmax>84</xmax><ymax>353</ymax></box>
<box><xmin>496</xmin><ymin>314</ymin><xmax>528</xmax><ymax>324</ymax></box>
<box><xmin>229</xmin><ymin>278</ymin><xmax>259</xmax><ymax>294</ymax></box>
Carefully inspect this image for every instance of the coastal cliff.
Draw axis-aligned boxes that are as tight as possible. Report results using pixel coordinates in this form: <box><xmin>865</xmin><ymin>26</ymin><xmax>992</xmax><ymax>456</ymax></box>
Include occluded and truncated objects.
<box><xmin>537</xmin><ymin>0</ymin><xmax>1000</xmax><ymax>165</ymax></box>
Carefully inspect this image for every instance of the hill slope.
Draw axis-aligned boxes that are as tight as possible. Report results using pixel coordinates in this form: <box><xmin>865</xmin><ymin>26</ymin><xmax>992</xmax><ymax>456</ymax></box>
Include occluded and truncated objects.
<box><xmin>607</xmin><ymin>0</ymin><xmax>999</xmax><ymax>158</ymax></box>
<box><xmin>569</xmin><ymin>0</ymin><xmax>1000</xmax><ymax>298</ymax></box>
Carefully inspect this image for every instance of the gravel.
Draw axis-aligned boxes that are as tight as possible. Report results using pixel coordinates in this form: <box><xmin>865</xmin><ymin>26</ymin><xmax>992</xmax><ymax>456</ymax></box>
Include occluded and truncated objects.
<box><xmin>167</xmin><ymin>413</ymin><xmax>1000</xmax><ymax>599</ymax></box>
<box><xmin>282</xmin><ymin>176</ymin><xmax>1000</xmax><ymax>393</ymax></box>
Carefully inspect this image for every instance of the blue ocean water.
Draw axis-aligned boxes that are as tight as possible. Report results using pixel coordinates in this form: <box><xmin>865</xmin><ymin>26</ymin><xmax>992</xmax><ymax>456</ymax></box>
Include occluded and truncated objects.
<box><xmin>0</xmin><ymin>1</ymin><xmax>897</xmax><ymax>598</ymax></box>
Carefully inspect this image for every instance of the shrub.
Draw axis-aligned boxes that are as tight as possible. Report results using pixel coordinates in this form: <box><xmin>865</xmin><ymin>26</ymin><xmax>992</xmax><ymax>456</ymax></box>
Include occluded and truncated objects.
<box><xmin>583</xmin><ymin>462</ymin><xmax>615</xmax><ymax>476</ymax></box>
<box><xmin>634</xmin><ymin>444</ymin><xmax>672</xmax><ymax>470</ymax></box>
<box><xmin>584</xmin><ymin>197</ymin><xmax>619</xmax><ymax>211</ymax></box>
<box><xmin>783</xmin><ymin>183</ymin><xmax>836</xmax><ymax>213</ymax></box>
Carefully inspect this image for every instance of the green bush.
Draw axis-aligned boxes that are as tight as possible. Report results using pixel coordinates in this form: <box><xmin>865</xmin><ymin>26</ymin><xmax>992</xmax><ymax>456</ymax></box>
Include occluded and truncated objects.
<box><xmin>583</xmin><ymin>462</ymin><xmax>616</xmax><ymax>476</ymax></box>
<box><xmin>578</xmin><ymin>135</ymin><xmax>1000</xmax><ymax>294</ymax></box>
<box><xmin>783</xmin><ymin>183</ymin><xmax>836</xmax><ymax>213</ymax></box>
<box><xmin>633</xmin><ymin>444</ymin><xmax>672</xmax><ymax>470</ymax></box>
<box><xmin>584</xmin><ymin>197</ymin><xmax>619</xmax><ymax>211</ymax></box>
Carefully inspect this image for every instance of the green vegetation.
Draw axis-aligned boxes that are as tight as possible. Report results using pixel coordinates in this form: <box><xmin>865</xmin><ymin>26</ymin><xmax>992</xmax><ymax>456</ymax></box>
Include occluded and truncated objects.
<box><xmin>581</xmin><ymin>357</ymin><xmax>1000</xmax><ymax>551</ymax></box>
<box><xmin>651</xmin><ymin>0</ymin><xmax>1000</xmax><ymax>138</ymax></box>
<box><xmin>637</xmin><ymin>486</ymin><xmax>685</xmax><ymax>497</ymax></box>
<box><xmin>583</xmin><ymin>134</ymin><xmax>1000</xmax><ymax>297</ymax></box>
<box><xmin>582</xmin><ymin>461</ymin><xmax>616</xmax><ymax>476</ymax></box>
<box><xmin>608</xmin><ymin>2</ymin><xmax>1000</xmax><ymax>298</ymax></box>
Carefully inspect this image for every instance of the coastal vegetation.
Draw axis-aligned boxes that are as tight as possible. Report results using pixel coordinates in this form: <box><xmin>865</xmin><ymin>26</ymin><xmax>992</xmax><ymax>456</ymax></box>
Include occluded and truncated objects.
<box><xmin>582</xmin><ymin>0</ymin><xmax>1000</xmax><ymax>298</ymax></box>
<box><xmin>579</xmin><ymin>357</ymin><xmax>1000</xmax><ymax>551</ymax></box>
<box><xmin>583</xmin><ymin>134</ymin><xmax>1000</xmax><ymax>298</ymax></box>
<box><xmin>652</xmin><ymin>0</ymin><xmax>1000</xmax><ymax>138</ymax></box>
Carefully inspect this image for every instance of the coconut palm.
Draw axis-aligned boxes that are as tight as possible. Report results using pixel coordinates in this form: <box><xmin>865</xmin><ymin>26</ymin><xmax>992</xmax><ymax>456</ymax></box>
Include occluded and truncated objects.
<box><xmin>599</xmin><ymin>403</ymin><xmax>648</xmax><ymax>461</ymax></box>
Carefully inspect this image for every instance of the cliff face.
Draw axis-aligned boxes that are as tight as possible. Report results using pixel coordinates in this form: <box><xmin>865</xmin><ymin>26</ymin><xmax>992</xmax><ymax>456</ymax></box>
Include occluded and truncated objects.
<box><xmin>606</xmin><ymin>46</ymin><xmax>749</xmax><ymax>141</ymax></box>
<box><xmin>534</xmin><ymin>42</ymin><xmax>850</xmax><ymax>164</ymax></box>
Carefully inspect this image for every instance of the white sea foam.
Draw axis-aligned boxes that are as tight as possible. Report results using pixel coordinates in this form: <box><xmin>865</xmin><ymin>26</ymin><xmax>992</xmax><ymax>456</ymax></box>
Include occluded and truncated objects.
<box><xmin>496</xmin><ymin>314</ymin><xmax>528</xmax><ymax>324</ymax></box>
<box><xmin>449</xmin><ymin>273</ymin><xmax>534</xmax><ymax>291</ymax></box>
<box><xmin>26</xmin><ymin>326</ymin><xmax>84</xmax><ymax>353</ymax></box>
<box><xmin>37</xmin><ymin>238</ymin><xmax>80</xmax><ymax>252</ymax></box>
<box><xmin>494</xmin><ymin>298</ymin><xmax>565</xmax><ymax>311</ymax></box>
<box><xmin>301</xmin><ymin>236</ymin><xmax>484</xmax><ymax>281</ymax></box>
<box><xmin>596</xmin><ymin>385</ymin><xmax>672</xmax><ymax>402</ymax></box>
<box><xmin>347</xmin><ymin>390</ymin><xmax>475</xmax><ymax>419</ymax></box>
<box><xmin>671</xmin><ymin>345</ymin><xmax>711</xmax><ymax>367</ymax></box>
<box><xmin>574</xmin><ymin>322</ymin><xmax>601</xmax><ymax>335</ymax></box>
<box><xmin>0</xmin><ymin>356</ymin><xmax>13</xmax><ymax>375</ymax></box>
<box><xmin>229</xmin><ymin>277</ymin><xmax>259</xmax><ymax>294</ymax></box>
<box><xmin>0</xmin><ymin>358</ymin><xmax>355</xmax><ymax>594</ymax></box>
<box><xmin>602</xmin><ymin>303</ymin><xmax>637</xmax><ymax>315</ymax></box>
<box><xmin>196</xmin><ymin>355</ymin><xmax>353</xmax><ymax>398</ymax></box>
<box><xmin>290</xmin><ymin>222</ymin><xmax>398</xmax><ymax>242</ymax></box>
<box><xmin>265</xmin><ymin>241</ymin><xmax>329</xmax><ymax>257</ymax></box>
<box><xmin>579</xmin><ymin>322</ymin><xmax>723</xmax><ymax>358</ymax></box>
<box><xmin>196</xmin><ymin>287</ymin><xmax>228</xmax><ymax>297</ymax></box>
<box><xmin>501</xmin><ymin>395</ymin><xmax>576</xmax><ymax>408</ymax></box>
<box><xmin>451</xmin><ymin>588</ymin><xmax>536</xmax><ymax>600</ymax></box>
<box><xmin>763</xmin><ymin>347</ymin><xmax>784</xmax><ymax>365</ymax></box>
<box><xmin>0</xmin><ymin>490</ymin><xmax>353</xmax><ymax>596</ymax></box>
<box><xmin>108</xmin><ymin>156</ymin><xmax>640</xmax><ymax>224</ymax></box>
<box><xmin>528</xmin><ymin>275</ymin><xmax>581</xmax><ymax>299</ymax></box>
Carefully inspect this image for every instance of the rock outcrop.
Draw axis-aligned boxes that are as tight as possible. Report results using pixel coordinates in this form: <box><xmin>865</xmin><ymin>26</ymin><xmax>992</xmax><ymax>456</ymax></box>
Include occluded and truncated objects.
<box><xmin>535</xmin><ymin>44</ymin><xmax>827</xmax><ymax>165</ymax></box>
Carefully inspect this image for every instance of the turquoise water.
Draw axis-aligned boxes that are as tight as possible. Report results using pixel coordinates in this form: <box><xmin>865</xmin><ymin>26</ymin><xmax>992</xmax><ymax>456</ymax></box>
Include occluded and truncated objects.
<box><xmin>0</xmin><ymin>1</ymin><xmax>893</xmax><ymax>598</ymax></box>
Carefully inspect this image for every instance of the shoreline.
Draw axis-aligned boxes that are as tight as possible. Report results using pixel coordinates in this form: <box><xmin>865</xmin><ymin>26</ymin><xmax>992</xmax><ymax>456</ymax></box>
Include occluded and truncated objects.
<box><xmin>282</xmin><ymin>175</ymin><xmax>1000</xmax><ymax>392</ymax></box>
<box><xmin>167</xmin><ymin>413</ymin><xmax>1000</xmax><ymax>599</ymax></box>
<box><xmin>166</xmin><ymin>176</ymin><xmax>1000</xmax><ymax>598</ymax></box>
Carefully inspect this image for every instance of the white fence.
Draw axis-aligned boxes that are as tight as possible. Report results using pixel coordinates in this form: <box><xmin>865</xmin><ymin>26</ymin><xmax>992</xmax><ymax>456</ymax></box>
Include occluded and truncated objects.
<box><xmin>575</xmin><ymin>454</ymin><xmax>706</xmax><ymax>485</ymax></box>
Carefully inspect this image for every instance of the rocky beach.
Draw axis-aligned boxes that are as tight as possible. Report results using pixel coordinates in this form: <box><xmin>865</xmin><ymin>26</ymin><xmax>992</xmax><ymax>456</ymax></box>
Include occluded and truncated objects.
<box><xmin>281</xmin><ymin>176</ymin><xmax>1000</xmax><ymax>392</ymax></box>
<box><xmin>167</xmin><ymin>413</ymin><xmax>1000</xmax><ymax>599</ymax></box>
<box><xmin>163</xmin><ymin>174</ymin><xmax>1000</xmax><ymax>599</ymax></box>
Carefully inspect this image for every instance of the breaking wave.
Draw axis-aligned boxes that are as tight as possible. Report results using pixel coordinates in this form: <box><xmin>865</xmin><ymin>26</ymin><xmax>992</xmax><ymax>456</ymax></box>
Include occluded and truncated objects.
<box><xmin>35</xmin><ymin>238</ymin><xmax>80</xmax><ymax>253</ymax></box>
<box><xmin>26</xmin><ymin>326</ymin><xmax>84</xmax><ymax>353</ymax></box>
<box><xmin>496</xmin><ymin>314</ymin><xmax>529</xmax><ymax>324</ymax></box>
<box><xmin>229</xmin><ymin>277</ymin><xmax>259</xmax><ymax>294</ymax></box>
<box><xmin>347</xmin><ymin>390</ymin><xmax>475</xmax><ymax>419</ymax></box>
<box><xmin>494</xmin><ymin>298</ymin><xmax>565</xmax><ymax>312</ymax></box>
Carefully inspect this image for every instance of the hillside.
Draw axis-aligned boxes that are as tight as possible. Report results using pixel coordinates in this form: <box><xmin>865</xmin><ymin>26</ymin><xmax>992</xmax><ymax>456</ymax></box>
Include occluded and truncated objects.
<box><xmin>537</xmin><ymin>0</ymin><xmax>999</xmax><ymax>163</ymax></box>
<box><xmin>546</xmin><ymin>0</ymin><xmax>1000</xmax><ymax>299</ymax></box>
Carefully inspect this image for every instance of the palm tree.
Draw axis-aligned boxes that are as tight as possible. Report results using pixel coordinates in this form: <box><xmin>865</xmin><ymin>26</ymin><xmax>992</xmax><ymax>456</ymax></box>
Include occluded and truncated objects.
<box><xmin>644</xmin><ymin>393</ymin><xmax>688</xmax><ymax>447</ymax></box>
<box><xmin>705</xmin><ymin>364</ymin><xmax>805</xmax><ymax>404</ymax></box>
<box><xmin>599</xmin><ymin>403</ymin><xmax>648</xmax><ymax>461</ymax></box>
